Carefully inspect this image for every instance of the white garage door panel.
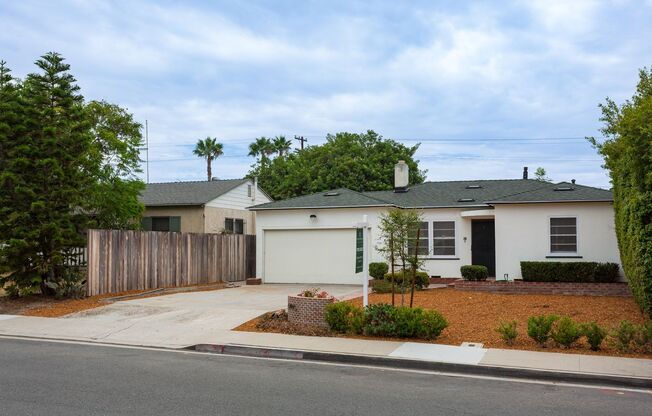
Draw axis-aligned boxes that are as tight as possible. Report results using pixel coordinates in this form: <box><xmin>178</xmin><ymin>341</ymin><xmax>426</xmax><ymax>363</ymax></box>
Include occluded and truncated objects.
<box><xmin>264</xmin><ymin>229</ymin><xmax>359</xmax><ymax>284</ymax></box>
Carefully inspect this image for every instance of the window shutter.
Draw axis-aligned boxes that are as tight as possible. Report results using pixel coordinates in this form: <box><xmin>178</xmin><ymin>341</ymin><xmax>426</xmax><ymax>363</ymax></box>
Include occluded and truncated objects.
<box><xmin>141</xmin><ymin>217</ymin><xmax>153</xmax><ymax>231</ymax></box>
<box><xmin>169</xmin><ymin>216</ymin><xmax>181</xmax><ymax>232</ymax></box>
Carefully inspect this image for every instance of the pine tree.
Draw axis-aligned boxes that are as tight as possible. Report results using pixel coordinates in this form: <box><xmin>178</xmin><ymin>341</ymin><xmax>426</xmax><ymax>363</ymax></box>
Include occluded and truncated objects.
<box><xmin>1</xmin><ymin>53</ymin><xmax>95</xmax><ymax>293</ymax></box>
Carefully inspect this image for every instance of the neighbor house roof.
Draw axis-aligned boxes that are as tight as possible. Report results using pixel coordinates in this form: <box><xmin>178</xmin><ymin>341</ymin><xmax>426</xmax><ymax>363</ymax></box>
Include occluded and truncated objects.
<box><xmin>140</xmin><ymin>179</ymin><xmax>248</xmax><ymax>206</ymax></box>
<box><xmin>249</xmin><ymin>179</ymin><xmax>613</xmax><ymax>210</ymax></box>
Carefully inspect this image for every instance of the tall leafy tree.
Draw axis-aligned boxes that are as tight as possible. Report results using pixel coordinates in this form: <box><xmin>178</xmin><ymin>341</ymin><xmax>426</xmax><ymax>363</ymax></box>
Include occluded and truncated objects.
<box><xmin>589</xmin><ymin>66</ymin><xmax>652</xmax><ymax>316</ymax></box>
<box><xmin>85</xmin><ymin>100</ymin><xmax>145</xmax><ymax>229</ymax></box>
<box><xmin>1</xmin><ymin>53</ymin><xmax>95</xmax><ymax>293</ymax></box>
<box><xmin>273</xmin><ymin>135</ymin><xmax>292</xmax><ymax>156</ymax></box>
<box><xmin>534</xmin><ymin>167</ymin><xmax>551</xmax><ymax>182</ymax></box>
<box><xmin>193</xmin><ymin>136</ymin><xmax>224</xmax><ymax>181</ymax></box>
<box><xmin>248</xmin><ymin>130</ymin><xmax>426</xmax><ymax>200</ymax></box>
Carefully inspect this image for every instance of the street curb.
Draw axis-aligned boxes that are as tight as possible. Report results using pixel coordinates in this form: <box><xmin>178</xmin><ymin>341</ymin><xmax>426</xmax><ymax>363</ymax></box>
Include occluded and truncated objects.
<box><xmin>192</xmin><ymin>343</ymin><xmax>652</xmax><ymax>389</ymax></box>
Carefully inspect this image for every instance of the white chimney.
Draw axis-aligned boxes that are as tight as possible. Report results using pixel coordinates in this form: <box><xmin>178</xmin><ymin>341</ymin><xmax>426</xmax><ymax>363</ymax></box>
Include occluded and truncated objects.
<box><xmin>394</xmin><ymin>160</ymin><xmax>409</xmax><ymax>192</ymax></box>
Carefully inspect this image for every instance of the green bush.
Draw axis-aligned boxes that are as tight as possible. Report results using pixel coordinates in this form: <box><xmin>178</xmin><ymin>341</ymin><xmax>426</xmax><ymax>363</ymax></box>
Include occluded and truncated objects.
<box><xmin>418</xmin><ymin>310</ymin><xmax>448</xmax><ymax>340</ymax></box>
<box><xmin>460</xmin><ymin>265</ymin><xmax>488</xmax><ymax>281</ymax></box>
<box><xmin>635</xmin><ymin>321</ymin><xmax>652</xmax><ymax>352</ymax></box>
<box><xmin>496</xmin><ymin>320</ymin><xmax>518</xmax><ymax>345</ymax></box>
<box><xmin>580</xmin><ymin>322</ymin><xmax>607</xmax><ymax>351</ymax></box>
<box><xmin>369</xmin><ymin>262</ymin><xmax>389</xmax><ymax>280</ymax></box>
<box><xmin>384</xmin><ymin>270</ymin><xmax>430</xmax><ymax>289</ymax></box>
<box><xmin>527</xmin><ymin>315</ymin><xmax>559</xmax><ymax>347</ymax></box>
<box><xmin>325</xmin><ymin>302</ymin><xmax>363</xmax><ymax>333</ymax></box>
<box><xmin>520</xmin><ymin>261</ymin><xmax>620</xmax><ymax>283</ymax></box>
<box><xmin>551</xmin><ymin>317</ymin><xmax>581</xmax><ymax>348</ymax></box>
<box><xmin>370</xmin><ymin>279</ymin><xmax>408</xmax><ymax>294</ymax></box>
<box><xmin>43</xmin><ymin>267</ymin><xmax>86</xmax><ymax>300</ymax></box>
<box><xmin>363</xmin><ymin>303</ymin><xmax>397</xmax><ymax>337</ymax></box>
<box><xmin>612</xmin><ymin>320</ymin><xmax>637</xmax><ymax>352</ymax></box>
<box><xmin>394</xmin><ymin>306</ymin><xmax>424</xmax><ymax>338</ymax></box>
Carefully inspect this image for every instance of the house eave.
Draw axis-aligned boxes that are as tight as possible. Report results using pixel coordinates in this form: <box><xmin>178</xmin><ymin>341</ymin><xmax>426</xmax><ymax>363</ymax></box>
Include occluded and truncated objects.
<box><xmin>248</xmin><ymin>204</ymin><xmax>395</xmax><ymax>211</ymax></box>
<box><xmin>485</xmin><ymin>199</ymin><xmax>613</xmax><ymax>205</ymax></box>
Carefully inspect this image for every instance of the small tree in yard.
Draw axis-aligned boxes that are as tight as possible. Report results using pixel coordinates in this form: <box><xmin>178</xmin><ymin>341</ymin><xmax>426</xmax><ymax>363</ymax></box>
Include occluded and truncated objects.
<box><xmin>405</xmin><ymin>210</ymin><xmax>425</xmax><ymax>307</ymax></box>
<box><xmin>377</xmin><ymin>210</ymin><xmax>401</xmax><ymax>306</ymax></box>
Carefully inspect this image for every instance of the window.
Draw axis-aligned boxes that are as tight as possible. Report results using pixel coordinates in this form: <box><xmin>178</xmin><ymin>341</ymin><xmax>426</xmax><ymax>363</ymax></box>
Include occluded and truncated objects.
<box><xmin>151</xmin><ymin>217</ymin><xmax>170</xmax><ymax>231</ymax></box>
<box><xmin>550</xmin><ymin>217</ymin><xmax>577</xmax><ymax>253</ymax></box>
<box><xmin>433</xmin><ymin>221</ymin><xmax>455</xmax><ymax>256</ymax></box>
<box><xmin>408</xmin><ymin>222</ymin><xmax>429</xmax><ymax>255</ymax></box>
<box><xmin>225</xmin><ymin>218</ymin><xmax>245</xmax><ymax>234</ymax></box>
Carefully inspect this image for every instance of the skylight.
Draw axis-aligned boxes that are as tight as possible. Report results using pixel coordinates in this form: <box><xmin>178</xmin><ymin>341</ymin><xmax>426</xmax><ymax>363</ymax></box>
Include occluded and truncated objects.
<box><xmin>457</xmin><ymin>198</ymin><xmax>475</xmax><ymax>202</ymax></box>
<box><xmin>465</xmin><ymin>184</ymin><xmax>482</xmax><ymax>189</ymax></box>
<box><xmin>553</xmin><ymin>186</ymin><xmax>574</xmax><ymax>191</ymax></box>
<box><xmin>324</xmin><ymin>192</ymin><xmax>340</xmax><ymax>196</ymax></box>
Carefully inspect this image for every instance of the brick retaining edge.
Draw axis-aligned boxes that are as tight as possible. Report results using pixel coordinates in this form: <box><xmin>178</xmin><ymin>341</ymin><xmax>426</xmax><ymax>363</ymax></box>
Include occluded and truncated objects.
<box><xmin>452</xmin><ymin>280</ymin><xmax>631</xmax><ymax>297</ymax></box>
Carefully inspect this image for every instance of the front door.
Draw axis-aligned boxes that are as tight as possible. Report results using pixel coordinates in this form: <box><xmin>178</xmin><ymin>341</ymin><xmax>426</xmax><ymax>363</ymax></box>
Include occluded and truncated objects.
<box><xmin>471</xmin><ymin>219</ymin><xmax>496</xmax><ymax>277</ymax></box>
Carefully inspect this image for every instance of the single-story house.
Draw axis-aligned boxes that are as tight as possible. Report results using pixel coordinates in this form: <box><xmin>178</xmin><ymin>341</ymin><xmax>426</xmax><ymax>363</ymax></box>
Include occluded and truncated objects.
<box><xmin>249</xmin><ymin>162</ymin><xmax>620</xmax><ymax>284</ymax></box>
<box><xmin>140</xmin><ymin>178</ymin><xmax>271</xmax><ymax>234</ymax></box>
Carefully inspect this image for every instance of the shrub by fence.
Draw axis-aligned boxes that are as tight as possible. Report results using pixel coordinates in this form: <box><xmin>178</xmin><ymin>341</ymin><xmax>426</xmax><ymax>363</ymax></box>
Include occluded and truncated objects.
<box><xmin>520</xmin><ymin>261</ymin><xmax>620</xmax><ymax>283</ymax></box>
<box><xmin>86</xmin><ymin>229</ymin><xmax>255</xmax><ymax>296</ymax></box>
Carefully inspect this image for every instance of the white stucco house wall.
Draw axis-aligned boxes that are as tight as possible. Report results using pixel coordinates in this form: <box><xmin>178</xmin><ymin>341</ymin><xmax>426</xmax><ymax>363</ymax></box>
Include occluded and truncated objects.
<box><xmin>140</xmin><ymin>178</ymin><xmax>271</xmax><ymax>234</ymax></box>
<box><xmin>249</xmin><ymin>163</ymin><xmax>620</xmax><ymax>285</ymax></box>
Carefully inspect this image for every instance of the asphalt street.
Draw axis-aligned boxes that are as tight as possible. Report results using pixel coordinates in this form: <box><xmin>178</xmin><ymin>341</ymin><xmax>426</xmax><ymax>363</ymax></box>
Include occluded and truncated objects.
<box><xmin>0</xmin><ymin>337</ymin><xmax>650</xmax><ymax>416</ymax></box>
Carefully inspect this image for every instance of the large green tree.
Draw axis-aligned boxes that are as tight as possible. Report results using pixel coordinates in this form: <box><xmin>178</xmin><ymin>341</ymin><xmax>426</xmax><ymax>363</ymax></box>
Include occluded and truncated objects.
<box><xmin>193</xmin><ymin>136</ymin><xmax>224</xmax><ymax>181</ymax></box>
<box><xmin>589</xmin><ymin>66</ymin><xmax>652</xmax><ymax>316</ymax></box>
<box><xmin>248</xmin><ymin>130</ymin><xmax>426</xmax><ymax>200</ymax></box>
<box><xmin>0</xmin><ymin>53</ymin><xmax>145</xmax><ymax>295</ymax></box>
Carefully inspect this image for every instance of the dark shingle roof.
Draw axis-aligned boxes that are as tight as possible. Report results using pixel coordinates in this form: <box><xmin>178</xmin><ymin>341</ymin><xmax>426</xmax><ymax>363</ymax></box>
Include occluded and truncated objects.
<box><xmin>140</xmin><ymin>179</ymin><xmax>248</xmax><ymax>206</ymax></box>
<box><xmin>248</xmin><ymin>188</ymin><xmax>392</xmax><ymax>210</ymax></box>
<box><xmin>249</xmin><ymin>179</ymin><xmax>612</xmax><ymax>210</ymax></box>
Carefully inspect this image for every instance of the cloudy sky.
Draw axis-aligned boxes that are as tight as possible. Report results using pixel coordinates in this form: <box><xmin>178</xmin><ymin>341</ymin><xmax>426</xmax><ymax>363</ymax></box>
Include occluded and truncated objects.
<box><xmin>1</xmin><ymin>0</ymin><xmax>651</xmax><ymax>188</ymax></box>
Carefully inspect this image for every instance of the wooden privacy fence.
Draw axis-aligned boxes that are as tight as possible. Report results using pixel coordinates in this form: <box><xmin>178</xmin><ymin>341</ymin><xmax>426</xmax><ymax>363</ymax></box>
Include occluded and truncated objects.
<box><xmin>86</xmin><ymin>229</ymin><xmax>256</xmax><ymax>296</ymax></box>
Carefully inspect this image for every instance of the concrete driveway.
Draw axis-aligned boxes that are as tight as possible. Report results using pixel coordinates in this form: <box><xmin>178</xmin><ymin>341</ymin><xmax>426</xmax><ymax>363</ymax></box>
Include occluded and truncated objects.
<box><xmin>0</xmin><ymin>284</ymin><xmax>362</xmax><ymax>348</ymax></box>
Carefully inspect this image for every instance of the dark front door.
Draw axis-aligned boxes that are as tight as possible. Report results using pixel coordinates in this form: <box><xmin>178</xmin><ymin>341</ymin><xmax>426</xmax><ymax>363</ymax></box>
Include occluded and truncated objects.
<box><xmin>472</xmin><ymin>219</ymin><xmax>496</xmax><ymax>277</ymax></box>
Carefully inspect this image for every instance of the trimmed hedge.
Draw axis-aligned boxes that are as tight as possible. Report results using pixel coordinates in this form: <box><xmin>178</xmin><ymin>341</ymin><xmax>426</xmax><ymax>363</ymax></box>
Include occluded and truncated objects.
<box><xmin>384</xmin><ymin>270</ymin><xmax>430</xmax><ymax>289</ymax></box>
<box><xmin>520</xmin><ymin>261</ymin><xmax>619</xmax><ymax>283</ymax></box>
<box><xmin>460</xmin><ymin>265</ymin><xmax>488</xmax><ymax>281</ymax></box>
<box><xmin>370</xmin><ymin>279</ymin><xmax>409</xmax><ymax>294</ymax></box>
<box><xmin>369</xmin><ymin>262</ymin><xmax>389</xmax><ymax>280</ymax></box>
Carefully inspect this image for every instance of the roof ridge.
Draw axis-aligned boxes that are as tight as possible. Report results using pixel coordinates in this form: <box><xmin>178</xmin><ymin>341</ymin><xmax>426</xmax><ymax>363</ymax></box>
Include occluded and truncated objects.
<box><xmin>147</xmin><ymin>178</ymin><xmax>246</xmax><ymax>185</ymax></box>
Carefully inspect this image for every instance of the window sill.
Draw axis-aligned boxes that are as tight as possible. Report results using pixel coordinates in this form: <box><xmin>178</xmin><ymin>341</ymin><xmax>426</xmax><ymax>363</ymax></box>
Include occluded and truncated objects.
<box><xmin>546</xmin><ymin>255</ymin><xmax>583</xmax><ymax>259</ymax></box>
<box><xmin>423</xmin><ymin>257</ymin><xmax>460</xmax><ymax>261</ymax></box>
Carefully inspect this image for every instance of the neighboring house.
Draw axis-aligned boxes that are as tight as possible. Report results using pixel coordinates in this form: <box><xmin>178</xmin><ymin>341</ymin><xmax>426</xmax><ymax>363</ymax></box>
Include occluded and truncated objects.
<box><xmin>249</xmin><ymin>162</ymin><xmax>620</xmax><ymax>284</ymax></box>
<box><xmin>140</xmin><ymin>179</ymin><xmax>272</xmax><ymax>234</ymax></box>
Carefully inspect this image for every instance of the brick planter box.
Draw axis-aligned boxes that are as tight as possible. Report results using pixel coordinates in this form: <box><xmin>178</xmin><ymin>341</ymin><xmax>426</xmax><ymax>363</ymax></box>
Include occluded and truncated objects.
<box><xmin>287</xmin><ymin>295</ymin><xmax>335</xmax><ymax>327</ymax></box>
<box><xmin>452</xmin><ymin>280</ymin><xmax>631</xmax><ymax>297</ymax></box>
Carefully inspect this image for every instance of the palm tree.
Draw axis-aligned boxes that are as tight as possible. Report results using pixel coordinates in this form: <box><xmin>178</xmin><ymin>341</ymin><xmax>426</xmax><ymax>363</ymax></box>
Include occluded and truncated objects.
<box><xmin>248</xmin><ymin>137</ymin><xmax>275</xmax><ymax>161</ymax></box>
<box><xmin>193</xmin><ymin>137</ymin><xmax>224</xmax><ymax>181</ymax></box>
<box><xmin>273</xmin><ymin>135</ymin><xmax>292</xmax><ymax>156</ymax></box>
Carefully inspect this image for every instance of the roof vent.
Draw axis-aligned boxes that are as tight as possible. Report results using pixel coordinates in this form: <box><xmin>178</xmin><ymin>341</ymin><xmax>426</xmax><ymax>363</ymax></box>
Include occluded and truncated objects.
<box><xmin>553</xmin><ymin>186</ymin><xmax>574</xmax><ymax>191</ymax></box>
<box><xmin>324</xmin><ymin>192</ymin><xmax>340</xmax><ymax>196</ymax></box>
<box><xmin>465</xmin><ymin>184</ymin><xmax>482</xmax><ymax>189</ymax></box>
<box><xmin>457</xmin><ymin>198</ymin><xmax>475</xmax><ymax>202</ymax></box>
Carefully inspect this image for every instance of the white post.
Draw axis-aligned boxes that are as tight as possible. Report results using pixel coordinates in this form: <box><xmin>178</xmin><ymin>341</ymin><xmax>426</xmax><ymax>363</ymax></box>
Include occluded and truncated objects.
<box><xmin>362</xmin><ymin>215</ymin><xmax>369</xmax><ymax>307</ymax></box>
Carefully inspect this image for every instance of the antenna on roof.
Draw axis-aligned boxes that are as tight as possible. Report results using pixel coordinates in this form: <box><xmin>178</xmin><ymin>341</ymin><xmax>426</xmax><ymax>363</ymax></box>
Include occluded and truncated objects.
<box><xmin>145</xmin><ymin>120</ymin><xmax>150</xmax><ymax>183</ymax></box>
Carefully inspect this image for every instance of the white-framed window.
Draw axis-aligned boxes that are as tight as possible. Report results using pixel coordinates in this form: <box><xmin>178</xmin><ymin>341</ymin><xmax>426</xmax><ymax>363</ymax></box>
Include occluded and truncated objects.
<box><xmin>550</xmin><ymin>217</ymin><xmax>577</xmax><ymax>253</ymax></box>
<box><xmin>408</xmin><ymin>221</ymin><xmax>429</xmax><ymax>255</ymax></box>
<box><xmin>433</xmin><ymin>221</ymin><xmax>456</xmax><ymax>256</ymax></box>
<box><xmin>225</xmin><ymin>218</ymin><xmax>245</xmax><ymax>234</ymax></box>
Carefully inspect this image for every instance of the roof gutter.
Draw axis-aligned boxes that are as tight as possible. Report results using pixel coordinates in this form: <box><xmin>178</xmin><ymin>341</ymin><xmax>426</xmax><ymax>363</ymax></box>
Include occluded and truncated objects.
<box><xmin>485</xmin><ymin>199</ymin><xmax>614</xmax><ymax>205</ymax></box>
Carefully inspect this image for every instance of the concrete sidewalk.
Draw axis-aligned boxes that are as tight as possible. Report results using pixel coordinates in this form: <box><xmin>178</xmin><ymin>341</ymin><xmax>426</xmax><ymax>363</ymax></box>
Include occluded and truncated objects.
<box><xmin>0</xmin><ymin>284</ymin><xmax>650</xmax><ymax>384</ymax></box>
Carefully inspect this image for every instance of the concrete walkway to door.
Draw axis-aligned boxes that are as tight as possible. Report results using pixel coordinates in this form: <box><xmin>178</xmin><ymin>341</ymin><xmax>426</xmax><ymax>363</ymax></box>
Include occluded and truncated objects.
<box><xmin>0</xmin><ymin>284</ymin><xmax>362</xmax><ymax>348</ymax></box>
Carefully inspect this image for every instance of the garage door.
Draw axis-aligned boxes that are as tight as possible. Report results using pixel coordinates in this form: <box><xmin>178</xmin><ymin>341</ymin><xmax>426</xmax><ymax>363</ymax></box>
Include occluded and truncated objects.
<box><xmin>263</xmin><ymin>229</ymin><xmax>359</xmax><ymax>284</ymax></box>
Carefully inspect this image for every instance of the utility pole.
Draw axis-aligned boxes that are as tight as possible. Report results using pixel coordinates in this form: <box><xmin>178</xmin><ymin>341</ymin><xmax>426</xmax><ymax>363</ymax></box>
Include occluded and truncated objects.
<box><xmin>294</xmin><ymin>135</ymin><xmax>307</xmax><ymax>150</ymax></box>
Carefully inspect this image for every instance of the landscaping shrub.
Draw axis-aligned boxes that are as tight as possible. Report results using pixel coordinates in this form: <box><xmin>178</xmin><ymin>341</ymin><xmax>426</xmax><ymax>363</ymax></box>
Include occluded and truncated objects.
<box><xmin>325</xmin><ymin>302</ymin><xmax>363</xmax><ymax>333</ymax></box>
<box><xmin>460</xmin><ymin>265</ymin><xmax>488</xmax><ymax>281</ymax></box>
<box><xmin>580</xmin><ymin>322</ymin><xmax>607</xmax><ymax>351</ymax></box>
<box><xmin>612</xmin><ymin>320</ymin><xmax>637</xmax><ymax>352</ymax></box>
<box><xmin>418</xmin><ymin>309</ymin><xmax>448</xmax><ymax>340</ymax></box>
<box><xmin>635</xmin><ymin>321</ymin><xmax>652</xmax><ymax>352</ymax></box>
<box><xmin>43</xmin><ymin>267</ymin><xmax>86</xmax><ymax>300</ymax></box>
<box><xmin>363</xmin><ymin>303</ymin><xmax>397</xmax><ymax>337</ymax></box>
<box><xmin>394</xmin><ymin>306</ymin><xmax>424</xmax><ymax>338</ymax></box>
<box><xmin>297</xmin><ymin>288</ymin><xmax>330</xmax><ymax>298</ymax></box>
<box><xmin>550</xmin><ymin>317</ymin><xmax>581</xmax><ymax>348</ymax></box>
<box><xmin>369</xmin><ymin>262</ymin><xmax>389</xmax><ymax>280</ymax></box>
<box><xmin>496</xmin><ymin>320</ymin><xmax>518</xmax><ymax>346</ymax></box>
<box><xmin>384</xmin><ymin>270</ymin><xmax>430</xmax><ymax>289</ymax></box>
<box><xmin>370</xmin><ymin>279</ymin><xmax>408</xmax><ymax>294</ymax></box>
<box><xmin>520</xmin><ymin>261</ymin><xmax>620</xmax><ymax>283</ymax></box>
<box><xmin>527</xmin><ymin>315</ymin><xmax>559</xmax><ymax>347</ymax></box>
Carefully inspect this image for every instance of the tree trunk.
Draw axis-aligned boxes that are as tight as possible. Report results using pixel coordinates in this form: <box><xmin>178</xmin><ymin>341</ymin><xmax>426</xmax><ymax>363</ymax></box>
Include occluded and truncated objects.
<box><xmin>207</xmin><ymin>157</ymin><xmax>212</xmax><ymax>181</ymax></box>
<box><xmin>409</xmin><ymin>228</ymin><xmax>421</xmax><ymax>308</ymax></box>
<box><xmin>390</xmin><ymin>233</ymin><xmax>395</xmax><ymax>306</ymax></box>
